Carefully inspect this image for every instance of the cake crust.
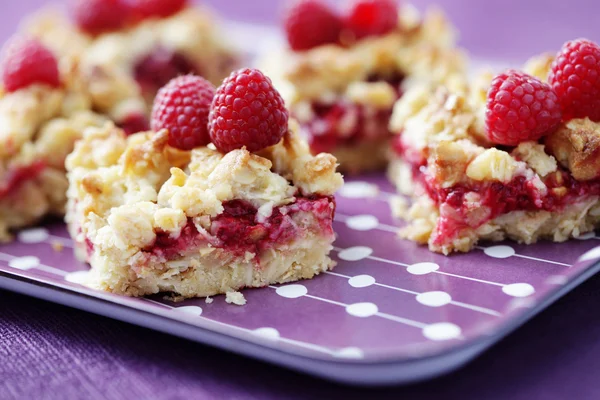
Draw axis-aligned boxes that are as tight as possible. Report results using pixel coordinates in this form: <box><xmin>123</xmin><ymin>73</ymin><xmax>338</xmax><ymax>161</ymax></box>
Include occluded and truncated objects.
<box><xmin>66</xmin><ymin>122</ymin><xmax>343</xmax><ymax>298</ymax></box>
<box><xmin>389</xmin><ymin>65</ymin><xmax>600</xmax><ymax>254</ymax></box>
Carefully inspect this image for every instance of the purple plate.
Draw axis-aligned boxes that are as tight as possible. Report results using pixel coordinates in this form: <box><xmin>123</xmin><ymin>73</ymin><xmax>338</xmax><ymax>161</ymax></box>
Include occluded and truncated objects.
<box><xmin>1</xmin><ymin>175</ymin><xmax>600</xmax><ymax>386</ymax></box>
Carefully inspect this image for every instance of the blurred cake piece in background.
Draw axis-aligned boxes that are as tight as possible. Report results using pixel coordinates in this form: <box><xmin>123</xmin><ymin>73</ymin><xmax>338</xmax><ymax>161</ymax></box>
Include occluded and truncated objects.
<box><xmin>24</xmin><ymin>0</ymin><xmax>239</xmax><ymax>135</ymax></box>
<box><xmin>262</xmin><ymin>0</ymin><xmax>466</xmax><ymax>174</ymax></box>
<box><xmin>0</xmin><ymin>35</ymin><xmax>107</xmax><ymax>241</ymax></box>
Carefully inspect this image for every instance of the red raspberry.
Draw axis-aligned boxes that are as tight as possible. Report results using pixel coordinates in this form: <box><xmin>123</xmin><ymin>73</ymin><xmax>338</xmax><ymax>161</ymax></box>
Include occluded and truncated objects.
<box><xmin>69</xmin><ymin>0</ymin><xmax>131</xmax><ymax>35</ymax></box>
<box><xmin>0</xmin><ymin>37</ymin><xmax>60</xmax><ymax>93</ymax></box>
<box><xmin>485</xmin><ymin>70</ymin><xmax>562</xmax><ymax>146</ymax></box>
<box><xmin>209</xmin><ymin>69</ymin><xmax>289</xmax><ymax>153</ymax></box>
<box><xmin>345</xmin><ymin>0</ymin><xmax>399</xmax><ymax>40</ymax></box>
<box><xmin>129</xmin><ymin>0</ymin><xmax>187</xmax><ymax>19</ymax></box>
<box><xmin>548</xmin><ymin>39</ymin><xmax>600</xmax><ymax>122</ymax></box>
<box><xmin>151</xmin><ymin>75</ymin><xmax>216</xmax><ymax>150</ymax></box>
<box><xmin>284</xmin><ymin>0</ymin><xmax>343</xmax><ymax>51</ymax></box>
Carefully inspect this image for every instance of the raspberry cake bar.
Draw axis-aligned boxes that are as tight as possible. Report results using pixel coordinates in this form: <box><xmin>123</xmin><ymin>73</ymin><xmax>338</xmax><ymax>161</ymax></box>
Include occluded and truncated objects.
<box><xmin>264</xmin><ymin>0</ymin><xmax>465</xmax><ymax>173</ymax></box>
<box><xmin>390</xmin><ymin>39</ymin><xmax>600</xmax><ymax>254</ymax></box>
<box><xmin>26</xmin><ymin>0</ymin><xmax>238</xmax><ymax>134</ymax></box>
<box><xmin>0</xmin><ymin>36</ymin><xmax>107</xmax><ymax>241</ymax></box>
<box><xmin>66</xmin><ymin>69</ymin><xmax>343</xmax><ymax>298</ymax></box>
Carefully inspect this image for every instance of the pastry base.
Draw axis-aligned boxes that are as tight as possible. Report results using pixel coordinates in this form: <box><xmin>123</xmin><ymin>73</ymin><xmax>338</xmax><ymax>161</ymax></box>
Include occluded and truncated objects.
<box><xmin>389</xmin><ymin>157</ymin><xmax>600</xmax><ymax>254</ymax></box>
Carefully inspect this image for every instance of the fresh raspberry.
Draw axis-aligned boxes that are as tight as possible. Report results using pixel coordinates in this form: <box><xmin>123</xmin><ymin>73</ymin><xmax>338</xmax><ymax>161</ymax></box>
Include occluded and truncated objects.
<box><xmin>209</xmin><ymin>69</ymin><xmax>289</xmax><ymax>153</ymax></box>
<box><xmin>284</xmin><ymin>0</ymin><xmax>343</xmax><ymax>51</ymax></box>
<box><xmin>128</xmin><ymin>0</ymin><xmax>187</xmax><ymax>19</ymax></box>
<box><xmin>345</xmin><ymin>0</ymin><xmax>399</xmax><ymax>40</ymax></box>
<box><xmin>548</xmin><ymin>39</ymin><xmax>600</xmax><ymax>122</ymax></box>
<box><xmin>69</xmin><ymin>0</ymin><xmax>131</xmax><ymax>35</ymax></box>
<box><xmin>151</xmin><ymin>75</ymin><xmax>216</xmax><ymax>150</ymax></box>
<box><xmin>485</xmin><ymin>70</ymin><xmax>562</xmax><ymax>146</ymax></box>
<box><xmin>0</xmin><ymin>37</ymin><xmax>60</xmax><ymax>93</ymax></box>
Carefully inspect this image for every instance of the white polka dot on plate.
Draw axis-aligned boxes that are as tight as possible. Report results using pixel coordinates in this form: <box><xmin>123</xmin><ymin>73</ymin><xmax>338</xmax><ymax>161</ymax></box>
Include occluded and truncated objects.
<box><xmin>483</xmin><ymin>245</ymin><xmax>515</xmax><ymax>259</ymax></box>
<box><xmin>275</xmin><ymin>284</ymin><xmax>307</xmax><ymax>299</ymax></box>
<box><xmin>338</xmin><ymin>246</ymin><xmax>373</xmax><ymax>261</ymax></box>
<box><xmin>578</xmin><ymin>246</ymin><xmax>600</xmax><ymax>262</ymax></box>
<box><xmin>507</xmin><ymin>297</ymin><xmax>536</xmax><ymax>310</ymax></box>
<box><xmin>173</xmin><ymin>306</ymin><xmax>203</xmax><ymax>316</ymax></box>
<box><xmin>253</xmin><ymin>327</ymin><xmax>280</xmax><ymax>340</ymax></box>
<box><xmin>8</xmin><ymin>256</ymin><xmax>40</xmax><ymax>270</ymax></box>
<box><xmin>502</xmin><ymin>283</ymin><xmax>535</xmax><ymax>297</ymax></box>
<box><xmin>575</xmin><ymin>232</ymin><xmax>596</xmax><ymax>240</ymax></box>
<box><xmin>65</xmin><ymin>270</ymin><xmax>90</xmax><ymax>285</ymax></box>
<box><xmin>545</xmin><ymin>275</ymin><xmax>568</xmax><ymax>285</ymax></box>
<box><xmin>334</xmin><ymin>347</ymin><xmax>364</xmax><ymax>359</ymax></box>
<box><xmin>345</xmin><ymin>302</ymin><xmax>378</xmax><ymax>318</ymax></box>
<box><xmin>416</xmin><ymin>291</ymin><xmax>452</xmax><ymax>307</ymax></box>
<box><xmin>407</xmin><ymin>262</ymin><xmax>439</xmax><ymax>275</ymax></box>
<box><xmin>339</xmin><ymin>182</ymin><xmax>379</xmax><ymax>199</ymax></box>
<box><xmin>348</xmin><ymin>274</ymin><xmax>376</xmax><ymax>288</ymax></box>
<box><xmin>422</xmin><ymin>323</ymin><xmax>462</xmax><ymax>341</ymax></box>
<box><xmin>345</xmin><ymin>215</ymin><xmax>379</xmax><ymax>231</ymax></box>
<box><xmin>17</xmin><ymin>228</ymin><xmax>49</xmax><ymax>244</ymax></box>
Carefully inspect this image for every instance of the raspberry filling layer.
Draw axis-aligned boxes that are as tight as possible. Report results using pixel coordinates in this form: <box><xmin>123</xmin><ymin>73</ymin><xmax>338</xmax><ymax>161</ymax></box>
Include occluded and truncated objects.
<box><xmin>143</xmin><ymin>196</ymin><xmax>336</xmax><ymax>261</ymax></box>
<box><xmin>0</xmin><ymin>160</ymin><xmax>46</xmax><ymax>200</ymax></box>
<box><xmin>302</xmin><ymin>75</ymin><xmax>403</xmax><ymax>153</ymax></box>
<box><xmin>134</xmin><ymin>47</ymin><xmax>200</xmax><ymax>99</ymax></box>
<box><xmin>118</xmin><ymin>113</ymin><xmax>151</xmax><ymax>135</ymax></box>
<box><xmin>394</xmin><ymin>138</ymin><xmax>600</xmax><ymax>243</ymax></box>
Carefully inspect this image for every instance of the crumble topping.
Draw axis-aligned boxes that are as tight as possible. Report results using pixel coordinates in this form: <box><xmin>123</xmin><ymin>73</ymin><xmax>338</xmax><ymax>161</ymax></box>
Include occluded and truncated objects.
<box><xmin>512</xmin><ymin>142</ymin><xmax>557</xmax><ymax>177</ymax></box>
<box><xmin>67</xmin><ymin>121</ymin><xmax>343</xmax><ymax>251</ymax></box>
<box><xmin>465</xmin><ymin>148</ymin><xmax>521</xmax><ymax>183</ymax></box>
<box><xmin>523</xmin><ymin>53</ymin><xmax>555</xmax><ymax>82</ymax></box>
<box><xmin>545</xmin><ymin>118</ymin><xmax>600</xmax><ymax>181</ymax></box>
<box><xmin>23</xmin><ymin>10</ymin><xmax>91</xmax><ymax>61</ymax></box>
<box><xmin>390</xmin><ymin>86</ymin><xmax>482</xmax><ymax>163</ymax></box>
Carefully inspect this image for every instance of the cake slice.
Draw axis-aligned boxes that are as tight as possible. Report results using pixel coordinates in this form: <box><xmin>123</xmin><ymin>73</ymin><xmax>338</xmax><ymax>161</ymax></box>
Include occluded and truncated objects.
<box><xmin>263</xmin><ymin>0</ymin><xmax>465</xmax><ymax>173</ymax></box>
<box><xmin>0</xmin><ymin>36</ymin><xmax>107</xmax><ymax>241</ymax></box>
<box><xmin>25</xmin><ymin>0</ymin><xmax>238</xmax><ymax>135</ymax></box>
<box><xmin>389</xmin><ymin>39</ymin><xmax>600</xmax><ymax>254</ymax></box>
<box><xmin>66</xmin><ymin>69</ymin><xmax>343</xmax><ymax>298</ymax></box>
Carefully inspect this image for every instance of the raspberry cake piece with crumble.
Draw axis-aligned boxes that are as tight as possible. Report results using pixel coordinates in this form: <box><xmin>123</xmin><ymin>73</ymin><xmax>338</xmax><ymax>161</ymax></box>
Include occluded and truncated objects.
<box><xmin>389</xmin><ymin>38</ymin><xmax>600</xmax><ymax>254</ymax></box>
<box><xmin>0</xmin><ymin>36</ymin><xmax>107</xmax><ymax>241</ymax></box>
<box><xmin>25</xmin><ymin>0</ymin><xmax>239</xmax><ymax>135</ymax></box>
<box><xmin>66</xmin><ymin>69</ymin><xmax>343</xmax><ymax>299</ymax></box>
<box><xmin>263</xmin><ymin>0</ymin><xmax>465</xmax><ymax>173</ymax></box>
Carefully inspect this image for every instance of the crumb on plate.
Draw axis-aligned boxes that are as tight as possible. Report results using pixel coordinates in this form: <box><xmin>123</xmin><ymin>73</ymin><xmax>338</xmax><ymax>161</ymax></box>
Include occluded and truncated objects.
<box><xmin>225</xmin><ymin>291</ymin><xmax>247</xmax><ymax>306</ymax></box>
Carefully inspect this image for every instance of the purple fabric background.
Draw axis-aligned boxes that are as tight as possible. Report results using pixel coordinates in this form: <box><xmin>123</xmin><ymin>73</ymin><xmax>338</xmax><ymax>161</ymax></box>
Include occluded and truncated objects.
<box><xmin>2</xmin><ymin>0</ymin><xmax>600</xmax><ymax>398</ymax></box>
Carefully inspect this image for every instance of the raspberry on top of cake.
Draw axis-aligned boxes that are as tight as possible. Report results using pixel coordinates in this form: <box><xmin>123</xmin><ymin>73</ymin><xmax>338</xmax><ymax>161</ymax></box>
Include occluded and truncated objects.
<box><xmin>389</xmin><ymin>38</ymin><xmax>600</xmax><ymax>254</ymax></box>
<box><xmin>263</xmin><ymin>0</ymin><xmax>465</xmax><ymax>173</ymax></box>
<box><xmin>0</xmin><ymin>35</ymin><xmax>107</xmax><ymax>241</ymax></box>
<box><xmin>66</xmin><ymin>69</ymin><xmax>343</xmax><ymax>299</ymax></box>
<box><xmin>24</xmin><ymin>0</ymin><xmax>239</xmax><ymax>136</ymax></box>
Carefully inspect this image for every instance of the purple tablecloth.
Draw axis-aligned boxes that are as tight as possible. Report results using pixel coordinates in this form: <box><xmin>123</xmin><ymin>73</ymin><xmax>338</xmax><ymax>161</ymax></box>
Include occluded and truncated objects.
<box><xmin>2</xmin><ymin>0</ymin><xmax>600</xmax><ymax>398</ymax></box>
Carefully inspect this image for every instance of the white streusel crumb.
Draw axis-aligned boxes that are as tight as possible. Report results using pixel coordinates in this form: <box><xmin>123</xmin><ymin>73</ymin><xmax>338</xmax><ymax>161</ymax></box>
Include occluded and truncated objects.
<box><xmin>225</xmin><ymin>291</ymin><xmax>247</xmax><ymax>306</ymax></box>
